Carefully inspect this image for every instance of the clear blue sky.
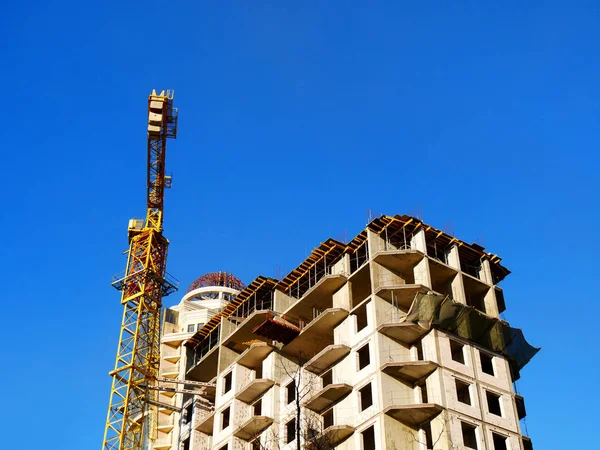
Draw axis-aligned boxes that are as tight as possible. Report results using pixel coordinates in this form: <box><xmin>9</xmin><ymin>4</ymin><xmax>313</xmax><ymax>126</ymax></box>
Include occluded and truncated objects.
<box><xmin>2</xmin><ymin>2</ymin><xmax>598</xmax><ymax>449</ymax></box>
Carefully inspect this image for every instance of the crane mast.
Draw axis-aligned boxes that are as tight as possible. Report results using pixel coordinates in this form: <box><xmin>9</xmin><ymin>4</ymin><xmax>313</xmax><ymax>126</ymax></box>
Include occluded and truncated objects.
<box><xmin>102</xmin><ymin>90</ymin><xmax>178</xmax><ymax>450</ymax></box>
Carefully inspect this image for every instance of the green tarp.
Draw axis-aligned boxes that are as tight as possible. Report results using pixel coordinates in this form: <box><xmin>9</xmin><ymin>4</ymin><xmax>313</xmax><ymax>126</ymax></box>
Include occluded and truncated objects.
<box><xmin>406</xmin><ymin>293</ymin><xmax>540</xmax><ymax>380</ymax></box>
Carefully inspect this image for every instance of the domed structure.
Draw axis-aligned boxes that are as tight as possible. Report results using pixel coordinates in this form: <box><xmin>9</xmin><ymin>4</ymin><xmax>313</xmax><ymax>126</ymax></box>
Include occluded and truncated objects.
<box><xmin>165</xmin><ymin>272</ymin><xmax>245</xmax><ymax>337</ymax></box>
<box><xmin>185</xmin><ymin>271</ymin><xmax>245</xmax><ymax>293</ymax></box>
<box><xmin>181</xmin><ymin>271</ymin><xmax>245</xmax><ymax>306</ymax></box>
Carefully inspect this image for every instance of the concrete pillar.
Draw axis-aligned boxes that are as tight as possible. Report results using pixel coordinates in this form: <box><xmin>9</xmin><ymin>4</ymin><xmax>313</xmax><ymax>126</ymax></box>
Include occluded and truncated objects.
<box><xmin>273</xmin><ymin>289</ymin><xmax>293</xmax><ymax>313</ymax></box>
<box><xmin>341</xmin><ymin>253</ymin><xmax>351</xmax><ymax>275</ymax></box>
<box><xmin>451</xmin><ymin>274</ymin><xmax>466</xmax><ymax>304</ymax></box>
<box><xmin>332</xmin><ymin>283</ymin><xmax>352</xmax><ymax>311</ymax></box>
<box><xmin>446</xmin><ymin>245</ymin><xmax>466</xmax><ymax>303</ymax></box>
<box><xmin>484</xmin><ymin>288</ymin><xmax>499</xmax><ymax>317</ymax></box>
<box><xmin>446</xmin><ymin>244</ymin><xmax>462</xmax><ymax>270</ymax></box>
<box><xmin>411</xmin><ymin>228</ymin><xmax>428</xmax><ymax>253</ymax></box>
<box><xmin>220</xmin><ymin>316</ymin><xmax>236</xmax><ymax>343</ymax></box>
<box><xmin>217</xmin><ymin>346</ymin><xmax>238</xmax><ymax>377</ymax></box>
<box><xmin>481</xmin><ymin>259</ymin><xmax>493</xmax><ymax>285</ymax></box>
<box><xmin>414</xmin><ymin>257</ymin><xmax>432</xmax><ymax>288</ymax></box>
<box><xmin>367</xmin><ymin>229</ymin><xmax>384</xmax><ymax>256</ymax></box>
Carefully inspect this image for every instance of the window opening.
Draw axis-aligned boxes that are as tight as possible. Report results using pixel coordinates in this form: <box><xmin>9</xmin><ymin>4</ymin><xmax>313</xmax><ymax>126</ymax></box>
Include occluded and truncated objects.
<box><xmin>486</xmin><ymin>391</ymin><xmax>502</xmax><ymax>416</ymax></box>
<box><xmin>362</xmin><ymin>425</ymin><xmax>376</xmax><ymax>450</ymax></box>
<box><xmin>480</xmin><ymin>352</ymin><xmax>495</xmax><ymax>376</ymax></box>
<box><xmin>223</xmin><ymin>371</ymin><xmax>233</xmax><ymax>394</ymax></box>
<box><xmin>423</xmin><ymin>423</ymin><xmax>433</xmax><ymax>449</ymax></box>
<box><xmin>286</xmin><ymin>380</ymin><xmax>296</xmax><ymax>404</ymax></box>
<box><xmin>286</xmin><ymin>418</ymin><xmax>296</xmax><ymax>444</ymax></box>
<box><xmin>492</xmin><ymin>433</ymin><xmax>508</xmax><ymax>450</ymax></box>
<box><xmin>183</xmin><ymin>402</ymin><xmax>193</xmax><ymax>424</ymax></box>
<box><xmin>321</xmin><ymin>369</ymin><xmax>333</xmax><ymax>388</ymax></box>
<box><xmin>455</xmin><ymin>379</ymin><xmax>472</xmax><ymax>405</ymax></box>
<box><xmin>461</xmin><ymin>422</ymin><xmax>478</xmax><ymax>449</ymax></box>
<box><xmin>359</xmin><ymin>383</ymin><xmax>373</xmax><ymax>411</ymax></box>
<box><xmin>221</xmin><ymin>406</ymin><xmax>230</xmax><ymax>429</ymax></box>
<box><xmin>355</xmin><ymin>301</ymin><xmax>369</xmax><ymax>332</ymax></box>
<box><xmin>420</xmin><ymin>381</ymin><xmax>429</xmax><ymax>403</ymax></box>
<box><xmin>450</xmin><ymin>340</ymin><xmax>465</xmax><ymax>364</ymax></box>
<box><xmin>415</xmin><ymin>341</ymin><xmax>424</xmax><ymax>361</ymax></box>
<box><xmin>187</xmin><ymin>324</ymin><xmax>195</xmax><ymax>333</ymax></box>
<box><xmin>323</xmin><ymin>408</ymin><xmax>334</xmax><ymax>429</ymax></box>
<box><xmin>253</xmin><ymin>398</ymin><xmax>262</xmax><ymax>416</ymax></box>
<box><xmin>358</xmin><ymin>344</ymin><xmax>370</xmax><ymax>370</ymax></box>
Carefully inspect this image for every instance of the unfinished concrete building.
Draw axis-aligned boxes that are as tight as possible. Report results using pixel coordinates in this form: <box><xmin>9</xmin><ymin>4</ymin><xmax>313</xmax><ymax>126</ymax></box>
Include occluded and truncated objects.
<box><xmin>151</xmin><ymin>214</ymin><xmax>538</xmax><ymax>450</ymax></box>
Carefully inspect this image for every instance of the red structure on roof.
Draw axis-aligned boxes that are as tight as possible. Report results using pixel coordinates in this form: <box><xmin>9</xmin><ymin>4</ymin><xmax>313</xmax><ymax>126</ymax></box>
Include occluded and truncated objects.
<box><xmin>185</xmin><ymin>271</ymin><xmax>245</xmax><ymax>294</ymax></box>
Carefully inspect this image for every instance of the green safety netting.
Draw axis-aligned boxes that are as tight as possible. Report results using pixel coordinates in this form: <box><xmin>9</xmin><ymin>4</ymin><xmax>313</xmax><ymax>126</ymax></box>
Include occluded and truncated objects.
<box><xmin>406</xmin><ymin>293</ymin><xmax>540</xmax><ymax>380</ymax></box>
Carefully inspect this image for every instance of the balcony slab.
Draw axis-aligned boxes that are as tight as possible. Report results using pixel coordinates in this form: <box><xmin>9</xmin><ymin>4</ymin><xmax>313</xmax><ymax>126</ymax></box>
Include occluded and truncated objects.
<box><xmin>233</xmin><ymin>416</ymin><xmax>274</xmax><ymax>441</ymax></box>
<box><xmin>381</xmin><ymin>361</ymin><xmax>438</xmax><ymax>385</ymax></box>
<box><xmin>187</xmin><ymin>345</ymin><xmax>219</xmax><ymax>382</ymax></box>
<box><xmin>305</xmin><ymin>425</ymin><xmax>355</xmax><ymax>449</ymax></box>
<box><xmin>305</xmin><ymin>344</ymin><xmax>351</xmax><ymax>374</ymax></box>
<box><xmin>373</xmin><ymin>249</ymin><xmax>424</xmax><ymax>274</ymax></box>
<box><xmin>284</xmin><ymin>308</ymin><xmax>349</xmax><ymax>359</ymax></box>
<box><xmin>223</xmin><ymin>310</ymin><xmax>271</xmax><ymax>353</ymax></box>
<box><xmin>303</xmin><ymin>383</ymin><xmax>352</xmax><ymax>413</ymax></box>
<box><xmin>284</xmin><ymin>274</ymin><xmax>348</xmax><ymax>320</ymax></box>
<box><xmin>235</xmin><ymin>342</ymin><xmax>274</xmax><ymax>369</ymax></box>
<box><xmin>235</xmin><ymin>378</ymin><xmax>275</xmax><ymax>404</ymax></box>
<box><xmin>374</xmin><ymin>284</ymin><xmax>429</xmax><ymax>309</ymax></box>
<box><xmin>384</xmin><ymin>404</ymin><xmax>443</xmax><ymax>428</ymax></box>
<box><xmin>377</xmin><ymin>321</ymin><xmax>429</xmax><ymax>345</ymax></box>
<box><xmin>194</xmin><ymin>411</ymin><xmax>215</xmax><ymax>435</ymax></box>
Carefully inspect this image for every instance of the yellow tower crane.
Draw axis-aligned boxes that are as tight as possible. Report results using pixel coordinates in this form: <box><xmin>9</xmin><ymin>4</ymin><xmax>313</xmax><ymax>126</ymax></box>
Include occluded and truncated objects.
<box><xmin>102</xmin><ymin>90</ymin><xmax>179</xmax><ymax>450</ymax></box>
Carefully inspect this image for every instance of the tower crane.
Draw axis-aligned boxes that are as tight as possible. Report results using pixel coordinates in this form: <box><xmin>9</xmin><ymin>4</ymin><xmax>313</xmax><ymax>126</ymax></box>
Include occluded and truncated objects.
<box><xmin>102</xmin><ymin>90</ymin><xmax>179</xmax><ymax>450</ymax></box>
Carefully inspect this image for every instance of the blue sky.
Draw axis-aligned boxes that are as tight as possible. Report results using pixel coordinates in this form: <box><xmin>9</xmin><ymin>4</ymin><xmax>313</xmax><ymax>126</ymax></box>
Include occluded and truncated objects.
<box><xmin>2</xmin><ymin>1</ymin><xmax>599</xmax><ymax>449</ymax></box>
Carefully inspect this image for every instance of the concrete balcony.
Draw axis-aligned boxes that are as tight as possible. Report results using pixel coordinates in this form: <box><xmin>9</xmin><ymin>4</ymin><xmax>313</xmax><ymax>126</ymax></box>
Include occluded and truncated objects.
<box><xmin>158</xmin><ymin>406</ymin><xmax>175</xmax><ymax>416</ymax></box>
<box><xmin>157</xmin><ymin>423</ymin><xmax>174</xmax><ymax>433</ymax></box>
<box><xmin>372</xmin><ymin>249</ymin><xmax>424</xmax><ymax>275</ymax></box>
<box><xmin>377</xmin><ymin>320</ymin><xmax>429</xmax><ymax>345</ymax></box>
<box><xmin>305</xmin><ymin>344</ymin><xmax>351</xmax><ymax>374</ymax></box>
<box><xmin>160</xmin><ymin>388</ymin><xmax>176</xmax><ymax>399</ymax></box>
<box><xmin>235</xmin><ymin>378</ymin><xmax>275</xmax><ymax>404</ymax></box>
<box><xmin>374</xmin><ymin>284</ymin><xmax>429</xmax><ymax>309</ymax></box>
<box><xmin>159</xmin><ymin>364</ymin><xmax>180</xmax><ymax>379</ymax></box>
<box><xmin>223</xmin><ymin>310</ymin><xmax>271</xmax><ymax>353</ymax></box>
<box><xmin>153</xmin><ymin>440</ymin><xmax>172</xmax><ymax>450</ymax></box>
<box><xmin>303</xmin><ymin>383</ymin><xmax>353</xmax><ymax>413</ymax></box>
<box><xmin>383</xmin><ymin>404</ymin><xmax>443</xmax><ymax>429</ymax></box>
<box><xmin>162</xmin><ymin>348</ymin><xmax>181</xmax><ymax>364</ymax></box>
<box><xmin>284</xmin><ymin>273</ymin><xmax>348</xmax><ymax>319</ymax></box>
<box><xmin>284</xmin><ymin>308</ymin><xmax>349</xmax><ymax>359</ymax></box>
<box><xmin>187</xmin><ymin>345</ymin><xmax>219</xmax><ymax>382</ymax></box>
<box><xmin>194</xmin><ymin>411</ymin><xmax>215</xmax><ymax>435</ymax></box>
<box><xmin>161</xmin><ymin>331</ymin><xmax>191</xmax><ymax>348</ymax></box>
<box><xmin>305</xmin><ymin>425</ymin><xmax>355</xmax><ymax>449</ymax></box>
<box><xmin>428</xmin><ymin>255</ymin><xmax>458</xmax><ymax>275</ymax></box>
<box><xmin>235</xmin><ymin>342</ymin><xmax>274</xmax><ymax>370</ymax></box>
<box><xmin>233</xmin><ymin>416</ymin><xmax>274</xmax><ymax>441</ymax></box>
<box><xmin>381</xmin><ymin>361</ymin><xmax>438</xmax><ymax>385</ymax></box>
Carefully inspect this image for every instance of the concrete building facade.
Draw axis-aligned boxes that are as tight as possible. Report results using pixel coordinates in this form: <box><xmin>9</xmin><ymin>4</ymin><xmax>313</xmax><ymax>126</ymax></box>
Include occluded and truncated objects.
<box><xmin>151</xmin><ymin>215</ymin><xmax>537</xmax><ymax>450</ymax></box>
